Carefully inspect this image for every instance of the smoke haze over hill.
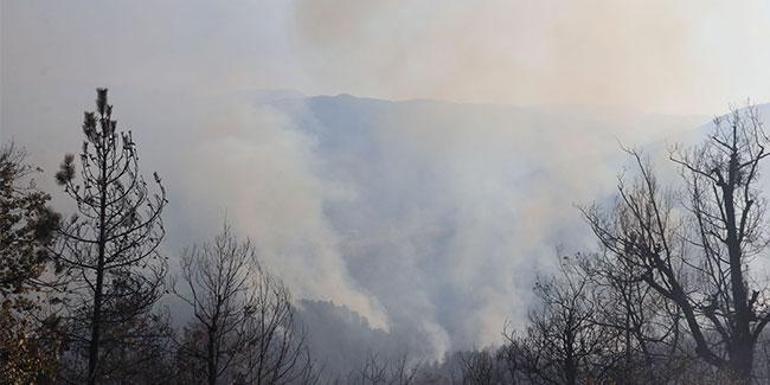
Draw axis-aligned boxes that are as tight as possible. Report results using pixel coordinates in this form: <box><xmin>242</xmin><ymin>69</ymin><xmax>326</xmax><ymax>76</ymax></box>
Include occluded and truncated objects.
<box><xmin>6</xmin><ymin>2</ymin><xmax>770</xmax><ymax>380</ymax></box>
<box><xmin>2</xmin><ymin>88</ymin><xmax>713</xmax><ymax>367</ymax></box>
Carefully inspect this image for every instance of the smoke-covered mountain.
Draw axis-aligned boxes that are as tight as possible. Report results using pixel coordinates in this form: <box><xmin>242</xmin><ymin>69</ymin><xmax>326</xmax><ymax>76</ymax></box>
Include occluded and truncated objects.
<box><xmin>228</xmin><ymin>92</ymin><xmax>709</xmax><ymax>370</ymax></box>
<box><xmin>2</xmin><ymin>89</ymin><xmax>715</xmax><ymax>371</ymax></box>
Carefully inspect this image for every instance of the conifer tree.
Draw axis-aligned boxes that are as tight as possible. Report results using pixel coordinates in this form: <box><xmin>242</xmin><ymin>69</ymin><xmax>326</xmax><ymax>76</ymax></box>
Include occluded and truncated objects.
<box><xmin>0</xmin><ymin>144</ymin><xmax>61</xmax><ymax>384</ymax></box>
<box><xmin>53</xmin><ymin>89</ymin><xmax>168</xmax><ymax>384</ymax></box>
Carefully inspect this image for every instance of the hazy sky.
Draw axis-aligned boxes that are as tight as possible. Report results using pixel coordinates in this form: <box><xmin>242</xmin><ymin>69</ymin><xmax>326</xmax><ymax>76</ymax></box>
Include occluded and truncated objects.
<box><xmin>3</xmin><ymin>0</ymin><xmax>770</xmax><ymax>115</ymax></box>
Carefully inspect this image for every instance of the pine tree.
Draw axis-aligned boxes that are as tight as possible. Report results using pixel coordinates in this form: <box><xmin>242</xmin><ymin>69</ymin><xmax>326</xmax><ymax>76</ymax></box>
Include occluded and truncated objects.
<box><xmin>0</xmin><ymin>143</ymin><xmax>62</xmax><ymax>384</ymax></box>
<box><xmin>53</xmin><ymin>89</ymin><xmax>168</xmax><ymax>384</ymax></box>
<box><xmin>0</xmin><ymin>144</ymin><xmax>59</xmax><ymax>298</ymax></box>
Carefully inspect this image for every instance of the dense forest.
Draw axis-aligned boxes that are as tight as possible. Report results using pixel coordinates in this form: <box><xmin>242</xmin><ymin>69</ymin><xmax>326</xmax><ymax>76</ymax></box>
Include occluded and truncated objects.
<box><xmin>5</xmin><ymin>89</ymin><xmax>770</xmax><ymax>385</ymax></box>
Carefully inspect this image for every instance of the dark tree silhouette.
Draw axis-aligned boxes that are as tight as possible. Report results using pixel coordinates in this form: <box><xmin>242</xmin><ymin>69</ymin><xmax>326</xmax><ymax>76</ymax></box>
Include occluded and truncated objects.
<box><xmin>583</xmin><ymin>106</ymin><xmax>770</xmax><ymax>384</ymax></box>
<box><xmin>339</xmin><ymin>353</ymin><xmax>420</xmax><ymax>385</ymax></box>
<box><xmin>0</xmin><ymin>143</ymin><xmax>62</xmax><ymax>384</ymax></box>
<box><xmin>52</xmin><ymin>89</ymin><xmax>168</xmax><ymax>385</ymax></box>
<box><xmin>0</xmin><ymin>143</ymin><xmax>60</xmax><ymax>298</ymax></box>
<box><xmin>518</xmin><ymin>257</ymin><xmax>610</xmax><ymax>385</ymax></box>
<box><xmin>172</xmin><ymin>225</ymin><xmax>315</xmax><ymax>385</ymax></box>
<box><xmin>460</xmin><ymin>350</ymin><xmax>501</xmax><ymax>385</ymax></box>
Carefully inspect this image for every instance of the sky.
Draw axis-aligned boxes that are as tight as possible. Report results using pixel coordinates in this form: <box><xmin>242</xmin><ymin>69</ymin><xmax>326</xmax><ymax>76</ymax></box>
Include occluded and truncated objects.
<box><xmin>3</xmin><ymin>0</ymin><xmax>770</xmax><ymax>363</ymax></box>
<box><xmin>3</xmin><ymin>0</ymin><xmax>770</xmax><ymax>116</ymax></box>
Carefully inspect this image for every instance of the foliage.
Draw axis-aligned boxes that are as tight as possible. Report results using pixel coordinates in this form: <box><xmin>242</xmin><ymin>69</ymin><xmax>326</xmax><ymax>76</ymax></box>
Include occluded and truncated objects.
<box><xmin>0</xmin><ymin>144</ymin><xmax>62</xmax><ymax>384</ymax></box>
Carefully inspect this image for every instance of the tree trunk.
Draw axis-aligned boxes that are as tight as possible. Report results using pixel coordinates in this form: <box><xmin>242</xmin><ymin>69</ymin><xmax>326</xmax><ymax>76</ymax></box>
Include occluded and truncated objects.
<box><xmin>565</xmin><ymin>327</ymin><xmax>577</xmax><ymax>385</ymax></box>
<box><xmin>207</xmin><ymin>326</ymin><xmax>217</xmax><ymax>385</ymax></box>
<box><xmin>728</xmin><ymin>343</ymin><xmax>754</xmax><ymax>385</ymax></box>
<box><xmin>724</xmin><ymin>150</ymin><xmax>754</xmax><ymax>385</ymax></box>
<box><xmin>87</xmin><ymin>137</ymin><xmax>108</xmax><ymax>385</ymax></box>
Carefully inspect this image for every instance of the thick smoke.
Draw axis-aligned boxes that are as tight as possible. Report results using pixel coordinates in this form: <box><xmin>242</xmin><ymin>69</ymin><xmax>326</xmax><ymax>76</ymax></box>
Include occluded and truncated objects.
<box><xmin>291</xmin><ymin>0</ymin><xmax>770</xmax><ymax>114</ymax></box>
<box><xmin>1</xmin><ymin>84</ymin><xmax>705</xmax><ymax>363</ymax></box>
<box><xmin>5</xmin><ymin>0</ymin><xmax>770</xmax><ymax>368</ymax></box>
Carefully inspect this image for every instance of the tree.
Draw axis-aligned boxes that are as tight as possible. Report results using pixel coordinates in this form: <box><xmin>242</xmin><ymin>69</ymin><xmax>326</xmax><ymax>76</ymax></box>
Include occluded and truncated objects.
<box><xmin>0</xmin><ymin>143</ymin><xmax>60</xmax><ymax>301</ymax></box>
<box><xmin>579</xmin><ymin>249</ymin><xmax>689</xmax><ymax>384</ymax></box>
<box><xmin>519</xmin><ymin>257</ymin><xmax>610</xmax><ymax>385</ymax></box>
<box><xmin>0</xmin><ymin>143</ymin><xmax>62</xmax><ymax>384</ymax></box>
<box><xmin>340</xmin><ymin>353</ymin><xmax>420</xmax><ymax>385</ymax></box>
<box><xmin>583</xmin><ymin>106</ymin><xmax>770</xmax><ymax>384</ymax></box>
<box><xmin>497</xmin><ymin>332</ymin><xmax>527</xmax><ymax>385</ymax></box>
<box><xmin>172</xmin><ymin>225</ymin><xmax>315</xmax><ymax>385</ymax></box>
<box><xmin>459</xmin><ymin>350</ymin><xmax>501</xmax><ymax>385</ymax></box>
<box><xmin>52</xmin><ymin>88</ymin><xmax>168</xmax><ymax>384</ymax></box>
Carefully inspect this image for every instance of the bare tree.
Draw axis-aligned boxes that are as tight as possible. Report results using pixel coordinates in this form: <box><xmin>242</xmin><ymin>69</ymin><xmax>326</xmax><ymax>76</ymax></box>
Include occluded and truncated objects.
<box><xmin>583</xmin><ymin>106</ymin><xmax>770</xmax><ymax>384</ymax></box>
<box><xmin>519</xmin><ymin>257</ymin><xmax>611</xmax><ymax>385</ymax></box>
<box><xmin>460</xmin><ymin>350</ymin><xmax>500</xmax><ymax>385</ymax></box>
<box><xmin>92</xmin><ymin>310</ymin><xmax>176</xmax><ymax>385</ymax></box>
<box><xmin>340</xmin><ymin>353</ymin><xmax>420</xmax><ymax>385</ymax></box>
<box><xmin>498</xmin><ymin>329</ymin><xmax>531</xmax><ymax>385</ymax></box>
<box><xmin>233</xmin><ymin>268</ymin><xmax>317</xmax><ymax>385</ymax></box>
<box><xmin>52</xmin><ymin>88</ymin><xmax>168</xmax><ymax>384</ymax></box>
<box><xmin>578</xmin><ymin>250</ymin><xmax>686</xmax><ymax>385</ymax></box>
<box><xmin>172</xmin><ymin>225</ymin><xmax>315</xmax><ymax>385</ymax></box>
